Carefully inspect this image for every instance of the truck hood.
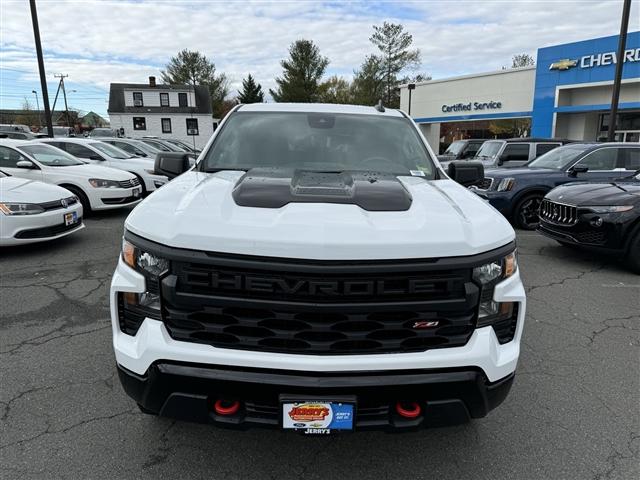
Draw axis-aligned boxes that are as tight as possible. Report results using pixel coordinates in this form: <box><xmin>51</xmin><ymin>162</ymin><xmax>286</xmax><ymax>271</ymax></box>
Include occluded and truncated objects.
<box><xmin>125</xmin><ymin>170</ymin><xmax>515</xmax><ymax>260</ymax></box>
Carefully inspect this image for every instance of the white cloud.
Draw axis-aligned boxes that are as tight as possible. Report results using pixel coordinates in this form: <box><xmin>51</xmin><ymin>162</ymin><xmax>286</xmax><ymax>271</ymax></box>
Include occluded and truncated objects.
<box><xmin>1</xmin><ymin>0</ymin><xmax>639</xmax><ymax>111</ymax></box>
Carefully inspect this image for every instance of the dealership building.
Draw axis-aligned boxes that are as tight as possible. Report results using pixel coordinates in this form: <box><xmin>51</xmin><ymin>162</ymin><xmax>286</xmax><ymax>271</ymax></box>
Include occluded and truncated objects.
<box><xmin>400</xmin><ymin>31</ymin><xmax>640</xmax><ymax>152</ymax></box>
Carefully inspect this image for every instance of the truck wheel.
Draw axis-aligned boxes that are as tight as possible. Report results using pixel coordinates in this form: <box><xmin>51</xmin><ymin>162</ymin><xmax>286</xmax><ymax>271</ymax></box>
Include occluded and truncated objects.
<box><xmin>514</xmin><ymin>194</ymin><xmax>543</xmax><ymax>230</ymax></box>
<box><xmin>63</xmin><ymin>185</ymin><xmax>91</xmax><ymax>216</ymax></box>
<box><xmin>625</xmin><ymin>231</ymin><xmax>640</xmax><ymax>274</ymax></box>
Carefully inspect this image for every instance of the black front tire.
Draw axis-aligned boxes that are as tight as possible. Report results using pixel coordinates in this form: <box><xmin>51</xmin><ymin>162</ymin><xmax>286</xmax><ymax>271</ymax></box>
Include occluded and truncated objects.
<box><xmin>514</xmin><ymin>194</ymin><xmax>544</xmax><ymax>230</ymax></box>
<box><xmin>137</xmin><ymin>403</ymin><xmax>156</xmax><ymax>415</ymax></box>
<box><xmin>625</xmin><ymin>231</ymin><xmax>640</xmax><ymax>274</ymax></box>
<box><xmin>63</xmin><ymin>185</ymin><xmax>91</xmax><ymax>216</ymax></box>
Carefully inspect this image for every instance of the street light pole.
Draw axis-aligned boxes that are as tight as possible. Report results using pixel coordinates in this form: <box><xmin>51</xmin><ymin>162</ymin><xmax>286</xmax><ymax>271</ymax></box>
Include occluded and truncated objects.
<box><xmin>31</xmin><ymin>90</ymin><xmax>41</xmax><ymax>128</ymax></box>
<box><xmin>29</xmin><ymin>0</ymin><xmax>53</xmax><ymax>137</ymax></box>
<box><xmin>607</xmin><ymin>0</ymin><xmax>632</xmax><ymax>142</ymax></box>
<box><xmin>407</xmin><ymin>83</ymin><xmax>416</xmax><ymax>116</ymax></box>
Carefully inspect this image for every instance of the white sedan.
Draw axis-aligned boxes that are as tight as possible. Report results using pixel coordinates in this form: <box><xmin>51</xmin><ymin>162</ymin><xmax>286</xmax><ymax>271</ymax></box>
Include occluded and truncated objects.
<box><xmin>0</xmin><ymin>139</ymin><xmax>142</xmax><ymax>213</ymax></box>
<box><xmin>0</xmin><ymin>170</ymin><xmax>84</xmax><ymax>246</ymax></box>
<box><xmin>35</xmin><ymin>138</ymin><xmax>168</xmax><ymax>194</ymax></box>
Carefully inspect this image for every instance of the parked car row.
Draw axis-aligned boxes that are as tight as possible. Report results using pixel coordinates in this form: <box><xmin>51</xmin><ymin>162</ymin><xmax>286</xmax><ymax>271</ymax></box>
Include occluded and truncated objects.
<box><xmin>437</xmin><ymin>137</ymin><xmax>574</xmax><ymax>171</ymax></box>
<box><xmin>455</xmin><ymin>141</ymin><xmax>640</xmax><ymax>272</ymax></box>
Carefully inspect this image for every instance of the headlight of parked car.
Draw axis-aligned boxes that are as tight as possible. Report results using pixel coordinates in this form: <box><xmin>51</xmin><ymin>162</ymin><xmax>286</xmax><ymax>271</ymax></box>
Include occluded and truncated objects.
<box><xmin>584</xmin><ymin>205</ymin><xmax>634</xmax><ymax>214</ymax></box>
<box><xmin>0</xmin><ymin>203</ymin><xmax>45</xmax><ymax>215</ymax></box>
<box><xmin>496</xmin><ymin>178</ymin><xmax>516</xmax><ymax>192</ymax></box>
<box><xmin>89</xmin><ymin>178</ymin><xmax>121</xmax><ymax>188</ymax></box>
<box><xmin>472</xmin><ymin>251</ymin><xmax>518</xmax><ymax>327</ymax></box>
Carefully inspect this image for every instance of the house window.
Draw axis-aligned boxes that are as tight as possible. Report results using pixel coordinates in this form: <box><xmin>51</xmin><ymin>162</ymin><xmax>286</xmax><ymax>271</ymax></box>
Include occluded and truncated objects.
<box><xmin>133</xmin><ymin>92</ymin><xmax>143</xmax><ymax>107</ymax></box>
<box><xmin>161</xmin><ymin>118</ymin><xmax>172</xmax><ymax>134</ymax></box>
<box><xmin>178</xmin><ymin>92</ymin><xmax>188</xmax><ymax>107</ymax></box>
<box><xmin>186</xmin><ymin>118</ymin><xmax>199</xmax><ymax>135</ymax></box>
<box><xmin>133</xmin><ymin>117</ymin><xmax>146</xmax><ymax>130</ymax></box>
<box><xmin>160</xmin><ymin>92</ymin><xmax>169</xmax><ymax>107</ymax></box>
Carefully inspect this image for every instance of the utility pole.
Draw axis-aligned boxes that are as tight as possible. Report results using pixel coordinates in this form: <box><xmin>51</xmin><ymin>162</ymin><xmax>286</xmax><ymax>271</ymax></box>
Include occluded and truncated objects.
<box><xmin>31</xmin><ymin>90</ymin><xmax>41</xmax><ymax>128</ymax></box>
<box><xmin>407</xmin><ymin>83</ymin><xmax>416</xmax><ymax>116</ymax></box>
<box><xmin>54</xmin><ymin>74</ymin><xmax>71</xmax><ymax>128</ymax></box>
<box><xmin>29</xmin><ymin>0</ymin><xmax>53</xmax><ymax>137</ymax></box>
<box><xmin>607</xmin><ymin>0</ymin><xmax>632</xmax><ymax>142</ymax></box>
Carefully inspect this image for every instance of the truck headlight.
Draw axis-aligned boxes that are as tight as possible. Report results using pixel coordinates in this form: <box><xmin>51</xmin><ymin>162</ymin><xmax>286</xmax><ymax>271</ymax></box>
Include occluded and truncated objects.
<box><xmin>473</xmin><ymin>251</ymin><xmax>518</xmax><ymax>331</ymax></box>
<box><xmin>89</xmin><ymin>178</ymin><xmax>120</xmax><ymax>188</ymax></box>
<box><xmin>119</xmin><ymin>239</ymin><xmax>169</xmax><ymax>334</ymax></box>
<box><xmin>0</xmin><ymin>203</ymin><xmax>45</xmax><ymax>215</ymax></box>
<box><xmin>496</xmin><ymin>178</ymin><xmax>516</xmax><ymax>192</ymax></box>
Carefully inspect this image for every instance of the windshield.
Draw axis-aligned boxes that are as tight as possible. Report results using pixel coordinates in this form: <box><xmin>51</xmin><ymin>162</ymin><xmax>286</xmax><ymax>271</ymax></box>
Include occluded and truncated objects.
<box><xmin>527</xmin><ymin>144</ymin><xmax>592</xmax><ymax>169</ymax></box>
<box><xmin>444</xmin><ymin>141</ymin><xmax>465</xmax><ymax>155</ymax></box>
<box><xmin>17</xmin><ymin>144</ymin><xmax>85</xmax><ymax>166</ymax></box>
<box><xmin>475</xmin><ymin>141</ymin><xmax>503</xmax><ymax>159</ymax></box>
<box><xmin>167</xmin><ymin>139</ymin><xmax>195</xmax><ymax>152</ymax></box>
<box><xmin>201</xmin><ymin>112</ymin><xmax>435</xmax><ymax>177</ymax></box>
<box><xmin>0</xmin><ymin>170</ymin><xmax>8</xmax><ymax>177</ymax></box>
<box><xmin>91</xmin><ymin>142</ymin><xmax>133</xmax><ymax>159</ymax></box>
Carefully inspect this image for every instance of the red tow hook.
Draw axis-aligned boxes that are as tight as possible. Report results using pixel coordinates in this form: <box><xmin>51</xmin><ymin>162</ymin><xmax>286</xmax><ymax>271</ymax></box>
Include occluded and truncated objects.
<box><xmin>214</xmin><ymin>399</ymin><xmax>241</xmax><ymax>416</ymax></box>
<box><xmin>395</xmin><ymin>401</ymin><xmax>422</xmax><ymax>418</ymax></box>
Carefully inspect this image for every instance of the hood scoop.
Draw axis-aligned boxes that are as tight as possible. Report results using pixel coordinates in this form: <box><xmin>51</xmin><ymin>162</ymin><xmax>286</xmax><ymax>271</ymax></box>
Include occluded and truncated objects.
<box><xmin>232</xmin><ymin>168</ymin><xmax>413</xmax><ymax>211</ymax></box>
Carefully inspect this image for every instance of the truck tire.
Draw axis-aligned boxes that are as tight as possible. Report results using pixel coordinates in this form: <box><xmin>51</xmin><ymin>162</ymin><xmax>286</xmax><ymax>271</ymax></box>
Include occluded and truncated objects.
<box><xmin>514</xmin><ymin>193</ymin><xmax>544</xmax><ymax>230</ymax></box>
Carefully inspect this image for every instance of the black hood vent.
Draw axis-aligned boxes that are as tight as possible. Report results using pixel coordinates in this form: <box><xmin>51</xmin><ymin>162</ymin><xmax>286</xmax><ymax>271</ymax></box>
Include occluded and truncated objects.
<box><xmin>232</xmin><ymin>168</ymin><xmax>414</xmax><ymax>211</ymax></box>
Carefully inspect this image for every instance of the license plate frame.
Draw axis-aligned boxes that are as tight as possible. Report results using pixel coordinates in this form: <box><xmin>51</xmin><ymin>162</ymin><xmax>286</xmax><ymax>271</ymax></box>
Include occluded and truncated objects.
<box><xmin>280</xmin><ymin>395</ymin><xmax>356</xmax><ymax>434</ymax></box>
<box><xmin>64</xmin><ymin>211</ymin><xmax>78</xmax><ymax>226</ymax></box>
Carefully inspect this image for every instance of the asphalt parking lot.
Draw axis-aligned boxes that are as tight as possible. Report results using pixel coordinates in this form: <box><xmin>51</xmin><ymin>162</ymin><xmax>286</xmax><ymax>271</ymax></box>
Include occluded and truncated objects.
<box><xmin>1</xmin><ymin>206</ymin><xmax>638</xmax><ymax>480</ymax></box>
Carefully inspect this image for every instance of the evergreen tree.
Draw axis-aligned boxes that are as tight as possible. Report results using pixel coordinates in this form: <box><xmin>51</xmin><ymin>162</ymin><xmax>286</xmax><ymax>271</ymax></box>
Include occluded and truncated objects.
<box><xmin>350</xmin><ymin>55</ymin><xmax>386</xmax><ymax>106</ymax></box>
<box><xmin>318</xmin><ymin>76</ymin><xmax>352</xmax><ymax>104</ymax></box>
<box><xmin>237</xmin><ymin>74</ymin><xmax>264</xmax><ymax>103</ymax></box>
<box><xmin>269</xmin><ymin>40</ymin><xmax>329</xmax><ymax>102</ymax></box>
<box><xmin>161</xmin><ymin>49</ymin><xmax>229</xmax><ymax>117</ymax></box>
<box><xmin>369</xmin><ymin>22</ymin><xmax>421</xmax><ymax>107</ymax></box>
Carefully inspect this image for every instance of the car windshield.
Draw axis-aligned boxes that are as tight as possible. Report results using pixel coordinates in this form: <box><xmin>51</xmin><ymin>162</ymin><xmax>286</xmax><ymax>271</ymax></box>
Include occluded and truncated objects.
<box><xmin>201</xmin><ymin>112</ymin><xmax>436</xmax><ymax>177</ymax></box>
<box><xmin>91</xmin><ymin>142</ymin><xmax>133</xmax><ymax>159</ymax></box>
<box><xmin>0</xmin><ymin>170</ymin><xmax>8</xmax><ymax>177</ymax></box>
<box><xmin>17</xmin><ymin>144</ymin><xmax>85</xmax><ymax>166</ymax></box>
<box><xmin>167</xmin><ymin>139</ymin><xmax>195</xmax><ymax>152</ymax></box>
<box><xmin>527</xmin><ymin>144</ymin><xmax>592</xmax><ymax>169</ymax></box>
<box><xmin>475</xmin><ymin>141</ymin><xmax>503</xmax><ymax>159</ymax></box>
<box><xmin>444</xmin><ymin>141</ymin><xmax>465</xmax><ymax>155</ymax></box>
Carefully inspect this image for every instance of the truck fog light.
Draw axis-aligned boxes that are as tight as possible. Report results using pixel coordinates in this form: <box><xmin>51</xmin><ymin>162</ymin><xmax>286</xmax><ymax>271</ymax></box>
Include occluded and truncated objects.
<box><xmin>590</xmin><ymin>217</ymin><xmax>603</xmax><ymax>227</ymax></box>
<box><xmin>477</xmin><ymin>301</ymin><xmax>514</xmax><ymax>327</ymax></box>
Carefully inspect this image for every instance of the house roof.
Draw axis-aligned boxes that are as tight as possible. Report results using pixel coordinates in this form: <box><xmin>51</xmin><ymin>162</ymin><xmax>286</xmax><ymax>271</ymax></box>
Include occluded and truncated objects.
<box><xmin>107</xmin><ymin>83</ymin><xmax>212</xmax><ymax>115</ymax></box>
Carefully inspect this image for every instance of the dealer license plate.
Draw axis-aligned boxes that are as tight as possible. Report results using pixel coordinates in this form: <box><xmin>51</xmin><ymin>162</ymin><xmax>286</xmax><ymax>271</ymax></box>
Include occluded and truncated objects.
<box><xmin>64</xmin><ymin>212</ymin><xmax>78</xmax><ymax>226</ymax></box>
<box><xmin>282</xmin><ymin>401</ymin><xmax>354</xmax><ymax>434</ymax></box>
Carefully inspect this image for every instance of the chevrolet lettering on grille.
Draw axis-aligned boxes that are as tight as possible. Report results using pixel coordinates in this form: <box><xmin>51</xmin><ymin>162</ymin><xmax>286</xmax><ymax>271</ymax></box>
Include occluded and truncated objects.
<box><xmin>207</xmin><ymin>272</ymin><xmax>441</xmax><ymax>297</ymax></box>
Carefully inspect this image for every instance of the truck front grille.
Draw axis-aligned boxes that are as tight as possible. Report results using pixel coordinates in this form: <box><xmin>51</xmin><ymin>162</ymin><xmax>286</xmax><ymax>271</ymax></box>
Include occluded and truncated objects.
<box><xmin>161</xmin><ymin>256</ymin><xmax>480</xmax><ymax>355</ymax></box>
<box><xmin>539</xmin><ymin>199</ymin><xmax>577</xmax><ymax>226</ymax></box>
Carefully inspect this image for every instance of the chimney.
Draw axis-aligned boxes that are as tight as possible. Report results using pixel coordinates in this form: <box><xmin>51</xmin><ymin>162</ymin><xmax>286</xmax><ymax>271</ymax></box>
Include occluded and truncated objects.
<box><xmin>149</xmin><ymin>76</ymin><xmax>156</xmax><ymax>87</ymax></box>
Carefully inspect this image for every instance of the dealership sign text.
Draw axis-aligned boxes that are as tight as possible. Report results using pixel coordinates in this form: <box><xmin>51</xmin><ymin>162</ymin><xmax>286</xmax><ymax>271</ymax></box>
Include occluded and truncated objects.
<box><xmin>441</xmin><ymin>101</ymin><xmax>502</xmax><ymax>113</ymax></box>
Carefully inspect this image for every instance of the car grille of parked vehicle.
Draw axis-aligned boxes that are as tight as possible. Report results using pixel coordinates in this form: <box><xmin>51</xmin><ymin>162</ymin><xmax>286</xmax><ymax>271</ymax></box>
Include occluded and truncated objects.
<box><xmin>476</xmin><ymin>178</ymin><xmax>493</xmax><ymax>190</ymax></box>
<box><xmin>39</xmin><ymin>196</ymin><xmax>78</xmax><ymax>212</ymax></box>
<box><xmin>15</xmin><ymin>218</ymin><xmax>83</xmax><ymax>239</ymax></box>
<box><xmin>539</xmin><ymin>199</ymin><xmax>578</xmax><ymax>226</ymax></box>
<box><xmin>118</xmin><ymin>178</ymin><xmax>140</xmax><ymax>189</ymax></box>
<box><xmin>159</xmin><ymin>258</ymin><xmax>481</xmax><ymax>355</ymax></box>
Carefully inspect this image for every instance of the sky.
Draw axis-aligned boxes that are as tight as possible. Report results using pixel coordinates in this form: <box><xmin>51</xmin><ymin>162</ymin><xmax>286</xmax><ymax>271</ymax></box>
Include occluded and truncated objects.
<box><xmin>1</xmin><ymin>0</ymin><xmax>639</xmax><ymax>119</ymax></box>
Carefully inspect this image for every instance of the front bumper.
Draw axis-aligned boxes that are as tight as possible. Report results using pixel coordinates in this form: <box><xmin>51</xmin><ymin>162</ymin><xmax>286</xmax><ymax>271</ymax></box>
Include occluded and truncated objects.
<box><xmin>91</xmin><ymin>186</ymin><xmax>142</xmax><ymax>210</ymax></box>
<box><xmin>0</xmin><ymin>202</ymin><xmax>84</xmax><ymax>246</ymax></box>
<box><xmin>118</xmin><ymin>361</ymin><xmax>515</xmax><ymax>431</ymax></box>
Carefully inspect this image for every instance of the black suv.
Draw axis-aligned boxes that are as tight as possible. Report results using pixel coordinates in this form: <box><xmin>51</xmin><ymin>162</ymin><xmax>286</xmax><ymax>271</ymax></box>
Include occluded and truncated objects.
<box><xmin>437</xmin><ymin>139</ymin><xmax>485</xmax><ymax>169</ymax></box>
<box><xmin>538</xmin><ymin>172</ymin><xmax>640</xmax><ymax>273</ymax></box>
<box><xmin>474</xmin><ymin>138</ymin><xmax>574</xmax><ymax>169</ymax></box>
<box><xmin>473</xmin><ymin>143</ymin><xmax>640</xmax><ymax>229</ymax></box>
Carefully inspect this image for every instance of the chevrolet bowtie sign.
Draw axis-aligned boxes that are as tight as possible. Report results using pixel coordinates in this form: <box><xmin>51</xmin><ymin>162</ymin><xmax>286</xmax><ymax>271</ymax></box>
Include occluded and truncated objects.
<box><xmin>550</xmin><ymin>47</ymin><xmax>640</xmax><ymax>71</ymax></box>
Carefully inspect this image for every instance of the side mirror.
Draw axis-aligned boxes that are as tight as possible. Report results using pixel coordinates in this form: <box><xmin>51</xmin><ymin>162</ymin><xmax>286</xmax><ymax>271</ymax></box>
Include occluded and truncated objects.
<box><xmin>569</xmin><ymin>165</ymin><xmax>588</xmax><ymax>177</ymax></box>
<box><xmin>154</xmin><ymin>152</ymin><xmax>191</xmax><ymax>179</ymax></box>
<box><xmin>16</xmin><ymin>160</ymin><xmax>35</xmax><ymax>169</ymax></box>
<box><xmin>447</xmin><ymin>161</ymin><xmax>485</xmax><ymax>187</ymax></box>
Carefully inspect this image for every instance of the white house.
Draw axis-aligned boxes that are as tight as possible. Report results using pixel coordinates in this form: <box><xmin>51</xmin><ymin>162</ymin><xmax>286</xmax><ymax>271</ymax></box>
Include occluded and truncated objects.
<box><xmin>107</xmin><ymin>77</ymin><xmax>215</xmax><ymax>150</ymax></box>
